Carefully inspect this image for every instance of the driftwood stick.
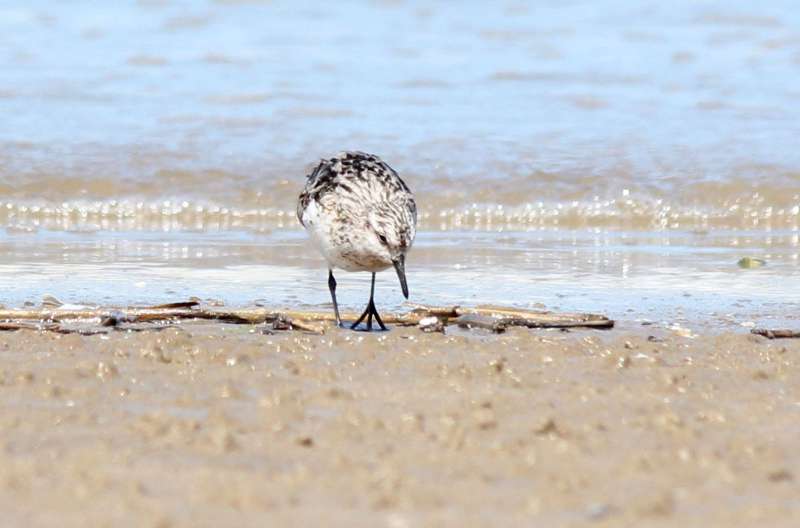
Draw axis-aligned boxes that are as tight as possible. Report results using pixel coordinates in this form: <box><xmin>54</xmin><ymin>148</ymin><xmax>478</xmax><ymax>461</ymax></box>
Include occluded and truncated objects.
<box><xmin>0</xmin><ymin>322</ymin><xmax>43</xmax><ymax>331</ymax></box>
<box><xmin>752</xmin><ymin>329</ymin><xmax>800</xmax><ymax>339</ymax></box>
<box><xmin>455</xmin><ymin>307</ymin><xmax>614</xmax><ymax>329</ymax></box>
<box><xmin>0</xmin><ymin>309</ymin><xmax>108</xmax><ymax>321</ymax></box>
<box><xmin>0</xmin><ymin>304</ymin><xmax>614</xmax><ymax>331</ymax></box>
<box><xmin>403</xmin><ymin>303</ymin><xmax>461</xmax><ymax>318</ymax></box>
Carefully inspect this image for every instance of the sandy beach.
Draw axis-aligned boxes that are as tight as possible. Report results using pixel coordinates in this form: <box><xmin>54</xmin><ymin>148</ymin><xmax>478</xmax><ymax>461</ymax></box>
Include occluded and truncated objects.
<box><xmin>1</xmin><ymin>322</ymin><xmax>798</xmax><ymax>527</ymax></box>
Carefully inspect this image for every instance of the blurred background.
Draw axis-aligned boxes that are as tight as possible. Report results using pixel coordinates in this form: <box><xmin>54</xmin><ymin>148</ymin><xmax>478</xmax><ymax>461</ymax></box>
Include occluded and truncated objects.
<box><xmin>0</xmin><ymin>1</ymin><xmax>798</xmax><ymax>326</ymax></box>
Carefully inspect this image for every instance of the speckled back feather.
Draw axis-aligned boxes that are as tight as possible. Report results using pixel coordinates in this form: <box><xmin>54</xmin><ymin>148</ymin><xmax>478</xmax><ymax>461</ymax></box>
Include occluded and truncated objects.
<box><xmin>297</xmin><ymin>151</ymin><xmax>416</xmax><ymax>229</ymax></box>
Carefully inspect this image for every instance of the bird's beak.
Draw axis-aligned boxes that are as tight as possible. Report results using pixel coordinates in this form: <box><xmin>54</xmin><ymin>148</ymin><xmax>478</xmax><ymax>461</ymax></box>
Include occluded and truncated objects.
<box><xmin>393</xmin><ymin>255</ymin><xmax>409</xmax><ymax>299</ymax></box>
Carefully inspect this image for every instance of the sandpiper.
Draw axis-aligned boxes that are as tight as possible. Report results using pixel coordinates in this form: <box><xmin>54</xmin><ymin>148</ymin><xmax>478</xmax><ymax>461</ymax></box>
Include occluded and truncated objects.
<box><xmin>297</xmin><ymin>151</ymin><xmax>417</xmax><ymax>330</ymax></box>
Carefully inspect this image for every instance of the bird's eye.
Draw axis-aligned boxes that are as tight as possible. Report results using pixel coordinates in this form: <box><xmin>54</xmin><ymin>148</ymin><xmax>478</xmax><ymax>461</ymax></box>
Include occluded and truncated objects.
<box><xmin>378</xmin><ymin>234</ymin><xmax>388</xmax><ymax>245</ymax></box>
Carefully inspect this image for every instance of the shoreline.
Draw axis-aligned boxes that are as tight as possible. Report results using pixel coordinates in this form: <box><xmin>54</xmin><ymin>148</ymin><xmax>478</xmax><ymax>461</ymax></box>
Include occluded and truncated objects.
<box><xmin>1</xmin><ymin>226</ymin><xmax>798</xmax><ymax>332</ymax></box>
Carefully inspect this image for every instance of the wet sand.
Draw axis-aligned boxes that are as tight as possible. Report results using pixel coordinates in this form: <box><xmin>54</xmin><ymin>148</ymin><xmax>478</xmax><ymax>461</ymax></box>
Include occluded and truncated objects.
<box><xmin>1</xmin><ymin>323</ymin><xmax>798</xmax><ymax>527</ymax></box>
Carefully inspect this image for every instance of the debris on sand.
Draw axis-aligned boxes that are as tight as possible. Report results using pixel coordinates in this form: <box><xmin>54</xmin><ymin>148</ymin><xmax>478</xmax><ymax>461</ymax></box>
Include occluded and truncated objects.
<box><xmin>0</xmin><ymin>301</ymin><xmax>614</xmax><ymax>335</ymax></box>
<box><xmin>737</xmin><ymin>257</ymin><xmax>766</xmax><ymax>269</ymax></box>
<box><xmin>418</xmin><ymin>316</ymin><xmax>445</xmax><ymax>333</ymax></box>
<box><xmin>752</xmin><ymin>328</ymin><xmax>800</xmax><ymax>339</ymax></box>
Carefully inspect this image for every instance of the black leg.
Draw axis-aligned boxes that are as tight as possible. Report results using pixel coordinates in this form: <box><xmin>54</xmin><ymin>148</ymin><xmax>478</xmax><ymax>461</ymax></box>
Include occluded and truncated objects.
<box><xmin>350</xmin><ymin>273</ymin><xmax>387</xmax><ymax>331</ymax></box>
<box><xmin>328</xmin><ymin>269</ymin><xmax>342</xmax><ymax>327</ymax></box>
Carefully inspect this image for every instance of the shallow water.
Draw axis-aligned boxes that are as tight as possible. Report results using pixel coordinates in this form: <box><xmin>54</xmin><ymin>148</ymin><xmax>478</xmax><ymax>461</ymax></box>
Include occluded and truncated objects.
<box><xmin>1</xmin><ymin>1</ymin><xmax>799</xmax><ymax>325</ymax></box>
<box><xmin>1</xmin><ymin>227</ymin><xmax>797</xmax><ymax>330</ymax></box>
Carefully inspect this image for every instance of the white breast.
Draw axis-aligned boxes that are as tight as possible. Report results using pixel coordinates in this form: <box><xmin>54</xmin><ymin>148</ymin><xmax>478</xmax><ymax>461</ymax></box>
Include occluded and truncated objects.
<box><xmin>301</xmin><ymin>200</ymin><xmax>392</xmax><ymax>273</ymax></box>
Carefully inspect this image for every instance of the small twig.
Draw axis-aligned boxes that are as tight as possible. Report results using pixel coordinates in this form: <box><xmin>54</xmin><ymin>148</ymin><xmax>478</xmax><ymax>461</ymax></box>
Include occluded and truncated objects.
<box><xmin>404</xmin><ymin>302</ymin><xmax>460</xmax><ymax>317</ymax></box>
<box><xmin>51</xmin><ymin>327</ymin><xmax>109</xmax><ymax>336</ymax></box>
<box><xmin>146</xmin><ymin>301</ymin><xmax>200</xmax><ymax>309</ymax></box>
<box><xmin>752</xmin><ymin>329</ymin><xmax>800</xmax><ymax>339</ymax></box>
<box><xmin>0</xmin><ymin>322</ymin><xmax>41</xmax><ymax>332</ymax></box>
<box><xmin>288</xmin><ymin>319</ymin><xmax>326</xmax><ymax>334</ymax></box>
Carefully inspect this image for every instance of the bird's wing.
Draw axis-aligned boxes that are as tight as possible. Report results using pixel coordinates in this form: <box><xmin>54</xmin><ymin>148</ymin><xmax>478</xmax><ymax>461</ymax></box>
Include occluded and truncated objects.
<box><xmin>407</xmin><ymin>195</ymin><xmax>418</xmax><ymax>228</ymax></box>
<box><xmin>297</xmin><ymin>159</ymin><xmax>337</xmax><ymax>227</ymax></box>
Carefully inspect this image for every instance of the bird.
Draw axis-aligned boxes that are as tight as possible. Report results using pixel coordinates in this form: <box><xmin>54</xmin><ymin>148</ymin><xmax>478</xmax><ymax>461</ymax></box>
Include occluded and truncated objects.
<box><xmin>297</xmin><ymin>151</ymin><xmax>417</xmax><ymax>331</ymax></box>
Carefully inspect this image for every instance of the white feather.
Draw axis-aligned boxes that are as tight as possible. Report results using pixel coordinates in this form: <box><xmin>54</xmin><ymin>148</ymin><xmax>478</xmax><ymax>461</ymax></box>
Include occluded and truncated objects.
<box><xmin>302</xmin><ymin>199</ymin><xmax>391</xmax><ymax>273</ymax></box>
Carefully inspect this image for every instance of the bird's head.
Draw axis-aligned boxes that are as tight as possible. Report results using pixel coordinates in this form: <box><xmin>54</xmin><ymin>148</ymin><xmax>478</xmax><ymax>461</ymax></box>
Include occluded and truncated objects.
<box><xmin>368</xmin><ymin>204</ymin><xmax>416</xmax><ymax>298</ymax></box>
